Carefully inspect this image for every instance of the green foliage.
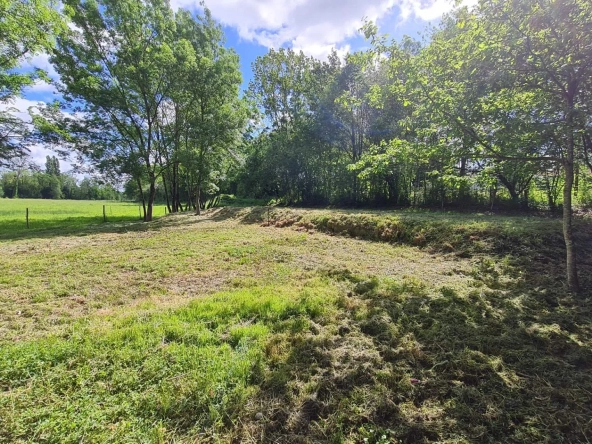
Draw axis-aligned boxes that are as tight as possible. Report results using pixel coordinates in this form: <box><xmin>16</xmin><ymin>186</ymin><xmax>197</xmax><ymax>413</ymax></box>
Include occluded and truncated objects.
<box><xmin>237</xmin><ymin>0</ymin><xmax>592</xmax><ymax>217</ymax></box>
<box><xmin>0</xmin><ymin>171</ymin><xmax>119</xmax><ymax>201</ymax></box>
<box><xmin>0</xmin><ymin>0</ymin><xmax>65</xmax><ymax>163</ymax></box>
<box><xmin>36</xmin><ymin>0</ymin><xmax>246</xmax><ymax>221</ymax></box>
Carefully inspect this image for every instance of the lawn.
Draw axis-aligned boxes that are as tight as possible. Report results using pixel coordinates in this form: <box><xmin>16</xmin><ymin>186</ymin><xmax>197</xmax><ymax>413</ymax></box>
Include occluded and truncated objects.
<box><xmin>0</xmin><ymin>199</ymin><xmax>167</xmax><ymax>239</ymax></box>
<box><xmin>0</xmin><ymin>206</ymin><xmax>591</xmax><ymax>443</ymax></box>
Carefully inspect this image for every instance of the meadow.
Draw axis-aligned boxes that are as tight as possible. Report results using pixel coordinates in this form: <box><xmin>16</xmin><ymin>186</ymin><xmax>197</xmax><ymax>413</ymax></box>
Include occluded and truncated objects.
<box><xmin>0</xmin><ymin>204</ymin><xmax>591</xmax><ymax>443</ymax></box>
<box><xmin>0</xmin><ymin>199</ymin><xmax>167</xmax><ymax>239</ymax></box>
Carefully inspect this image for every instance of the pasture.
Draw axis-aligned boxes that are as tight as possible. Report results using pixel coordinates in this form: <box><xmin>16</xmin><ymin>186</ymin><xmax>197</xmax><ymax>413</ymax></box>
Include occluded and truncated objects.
<box><xmin>0</xmin><ymin>199</ymin><xmax>167</xmax><ymax>239</ymax></box>
<box><xmin>0</xmin><ymin>205</ymin><xmax>591</xmax><ymax>443</ymax></box>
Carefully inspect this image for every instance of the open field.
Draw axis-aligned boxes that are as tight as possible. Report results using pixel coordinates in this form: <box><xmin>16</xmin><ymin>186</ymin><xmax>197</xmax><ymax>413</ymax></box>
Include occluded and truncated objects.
<box><xmin>0</xmin><ymin>199</ymin><xmax>167</xmax><ymax>239</ymax></box>
<box><xmin>0</xmin><ymin>206</ymin><xmax>591</xmax><ymax>443</ymax></box>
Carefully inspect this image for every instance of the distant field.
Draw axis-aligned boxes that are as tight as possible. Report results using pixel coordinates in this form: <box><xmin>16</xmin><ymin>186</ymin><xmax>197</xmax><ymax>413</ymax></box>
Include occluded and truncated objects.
<box><xmin>0</xmin><ymin>199</ymin><xmax>167</xmax><ymax>239</ymax></box>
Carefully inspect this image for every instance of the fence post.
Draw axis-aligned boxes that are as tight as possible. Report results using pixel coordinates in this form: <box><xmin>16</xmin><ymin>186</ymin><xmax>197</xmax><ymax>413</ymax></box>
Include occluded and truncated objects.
<box><xmin>26</xmin><ymin>208</ymin><xmax>29</xmax><ymax>228</ymax></box>
<box><xmin>103</xmin><ymin>205</ymin><xmax>106</xmax><ymax>222</ymax></box>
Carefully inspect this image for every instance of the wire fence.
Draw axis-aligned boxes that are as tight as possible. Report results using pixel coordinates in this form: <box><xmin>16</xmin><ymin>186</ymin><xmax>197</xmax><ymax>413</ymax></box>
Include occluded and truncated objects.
<box><xmin>0</xmin><ymin>201</ymin><xmax>169</xmax><ymax>233</ymax></box>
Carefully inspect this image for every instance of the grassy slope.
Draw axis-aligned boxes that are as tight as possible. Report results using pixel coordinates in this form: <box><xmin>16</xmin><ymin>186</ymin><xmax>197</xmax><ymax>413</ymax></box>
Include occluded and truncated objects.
<box><xmin>0</xmin><ymin>207</ymin><xmax>591</xmax><ymax>443</ymax></box>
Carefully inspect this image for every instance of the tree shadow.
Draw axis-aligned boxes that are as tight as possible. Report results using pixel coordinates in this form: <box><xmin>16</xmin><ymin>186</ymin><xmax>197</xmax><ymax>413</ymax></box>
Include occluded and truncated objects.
<box><xmin>0</xmin><ymin>206</ymin><xmax>279</xmax><ymax>242</ymax></box>
<box><xmin>234</xmin><ymin>243</ymin><xmax>592</xmax><ymax>443</ymax></box>
<box><xmin>0</xmin><ymin>213</ymin><xmax>197</xmax><ymax>242</ymax></box>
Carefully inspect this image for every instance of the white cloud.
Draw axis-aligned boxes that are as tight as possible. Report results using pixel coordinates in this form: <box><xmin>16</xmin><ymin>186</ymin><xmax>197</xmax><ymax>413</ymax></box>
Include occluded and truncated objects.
<box><xmin>399</xmin><ymin>0</ymin><xmax>478</xmax><ymax>21</ymax></box>
<box><xmin>21</xmin><ymin>53</ymin><xmax>59</xmax><ymax>80</ymax></box>
<box><xmin>0</xmin><ymin>97</ymin><xmax>40</xmax><ymax>124</ymax></box>
<box><xmin>25</xmin><ymin>80</ymin><xmax>58</xmax><ymax>97</ymax></box>
<box><xmin>170</xmin><ymin>0</ymin><xmax>463</xmax><ymax>58</ymax></box>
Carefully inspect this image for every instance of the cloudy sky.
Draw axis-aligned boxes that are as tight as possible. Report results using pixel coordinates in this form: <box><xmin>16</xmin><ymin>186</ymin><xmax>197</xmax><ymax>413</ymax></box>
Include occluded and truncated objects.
<box><xmin>8</xmin><ymin>0</ymin><xmax>468</xmax><ymax>170</ymax></box>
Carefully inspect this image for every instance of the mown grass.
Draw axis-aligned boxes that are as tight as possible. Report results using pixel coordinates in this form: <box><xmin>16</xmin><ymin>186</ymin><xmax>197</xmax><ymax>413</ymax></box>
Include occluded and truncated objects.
<box><xmin>0</xmin><ymin>283</ymin><xmax>336</xmax><ymax>443</ymax></box>
<box><xmin>0</xmin><ymin>206</ymin><xmax>591</xmax><ymax>443</ymax></box>
<box><xmin>0</xmin><ymin>199</ymin><xmax>167</xmax><ymax>239</ymax></box>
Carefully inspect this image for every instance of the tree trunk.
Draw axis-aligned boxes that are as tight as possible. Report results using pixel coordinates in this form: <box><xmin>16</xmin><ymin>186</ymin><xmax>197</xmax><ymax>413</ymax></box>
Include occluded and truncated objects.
<box><xmin>14</xmin><ymin>172</ymin><xmax>20</xmax><ymax>198</ymax></box>
<box><xmin>545</xmin><ymin>182</ymin><xmax>555</xmax><ymax>211</ymax></box>
<box><xmin>145</xmin><ymin>174</ymin><xmax>156</xmax><ymax>222</ymax></box>
<box><xmin>172</xmin><ymin>163</ymin><xmax>180</xmax><ymax>212</ymax></box>
<box><xmin>136</xmin><ymin>177</ymin><xmax>147</xmax><ymax>220</ymax></box>
<box><xmin>521</xmin><ymin>189</ymin><xmax>529</xmax><ymax>210</ymax></box>
<box><xmin>497</xmin><ymin>174</ymin><xmax>519</xmax><ymax>205</ymax></box>
<box><xmin>194</xmin><ymin>183</ymin><xmax>201</xmax><ymax>216</ymax></box>
<box><xmin>563</xmin><ymin>152</ymin><xmax>580</xmax><ymax>293</ymax></box>
<box><xmin>162</xmin><ymin>172</ymin><xmax>171</xmax><ymax>214</ymax></box>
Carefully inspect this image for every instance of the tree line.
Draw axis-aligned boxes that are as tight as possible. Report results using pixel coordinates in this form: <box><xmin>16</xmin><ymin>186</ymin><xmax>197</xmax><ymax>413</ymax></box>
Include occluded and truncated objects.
<box><xmin>239</xmin><ymin>0</ymin><xmax>591</xmax><ymax>292</ymax></box>
<box><xmin>1</xmin><ymin>156</ymin><xmax>118</xmax><ymax>200</ymax></box>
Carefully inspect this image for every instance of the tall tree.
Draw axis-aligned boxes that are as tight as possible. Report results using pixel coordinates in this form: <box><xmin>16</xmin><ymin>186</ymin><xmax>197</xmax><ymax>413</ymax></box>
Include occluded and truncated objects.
<box><xmin>476</xmin><ymin>0</ymin><xmax>592</xmax><ymax>293</ymax></box>
<box><xmin>45</xmin><ymin>155</ymin><xmax>60</xmax><ymax>176</ymax></box>
<box><xmin>51</xmin><ymin>0</ymin><xmax>178</xmax><ymax>221</ymax></box>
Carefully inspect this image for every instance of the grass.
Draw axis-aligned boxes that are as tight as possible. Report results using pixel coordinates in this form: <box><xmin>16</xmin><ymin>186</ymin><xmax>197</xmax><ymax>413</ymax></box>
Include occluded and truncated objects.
<box><xmin>0</xmin><ymin>283</ymin><xmax>334</xmax><ymax>442</ymax></box>
<box><xmin>0</xmin><ymin>205</ymin><xmax>591</xmax><ymax>443</ymax></box>
<box><xmin>0</xmin><ymin>198</ymin><xmax>167</xmax><ymax>239</ymax></box>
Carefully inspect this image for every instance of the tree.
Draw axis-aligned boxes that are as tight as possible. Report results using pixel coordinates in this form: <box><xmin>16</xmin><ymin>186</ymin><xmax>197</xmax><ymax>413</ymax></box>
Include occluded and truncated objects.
<box><xmin>0</xmin><ymin>0</ymin><xmax>65</xmax><ymax>163</ymax></box>
<box><xmin>164</xmin><ymin>8</ymin><xmax>247</xmax><ymax>215</ymax></box>
<box><xmin>43</xmin><ymin>1</ymin><xmax>246</xmax><ymax>219</ymax></box>
<box><xmin>4</xmin><ymin>152</ymin><xmax>35</xmax><ymax>198</ymax></box>
<box><xmin>475</xmin><ymin>0</ymin><xmax>592</xmax><ymax>292</ymax></box>
<box><xmin>50</xmin><ymin>0</ymin><xmax>178</xmax><ymax>221</ymax></box>
<box><xmin>364</xmin><ymin>0</ymin><xmax>591</xmax><ymax>292</ymax></box>
<box><xmin>45</xmin><ymin>155</ymin><xmax>60</xmax><ymax>176</ymax></box>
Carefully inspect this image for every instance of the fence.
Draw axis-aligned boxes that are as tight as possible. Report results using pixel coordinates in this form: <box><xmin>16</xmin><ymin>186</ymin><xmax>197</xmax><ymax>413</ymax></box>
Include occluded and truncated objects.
<box><xmin>0</xmin><ymin>201</ymin><xmax>169</xmax><ymax>233</ymax></box>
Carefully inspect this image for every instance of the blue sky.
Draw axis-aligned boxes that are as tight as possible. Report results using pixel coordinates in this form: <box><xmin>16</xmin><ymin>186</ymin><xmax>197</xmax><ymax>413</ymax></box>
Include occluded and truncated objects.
<box><xmin>8</xmin><ymin>0</ymin><xmax>471</xmax><ymax>170</ymax></box>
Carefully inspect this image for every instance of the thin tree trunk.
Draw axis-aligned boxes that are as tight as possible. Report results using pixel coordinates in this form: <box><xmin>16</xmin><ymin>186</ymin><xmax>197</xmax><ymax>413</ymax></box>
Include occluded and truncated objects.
<box><xmin>162</xmin><ymin>172</ymin><xmax>171</xmax><ymax>214</ymax></box>
<box><xmin>195</xmin><ymin>180</ymin><xmax>201</xmax><ymax>216</ymax></box>
<box><xmin>563</xmin><ymin>144</ymin><xmax>580</xmax><ymax>293</ymax></box>
<box><xmin>136</xmin><ymin>177</ymin><xmax>147</xmax><ymax>220</ymax></box>
<box><xmin>172</xmin><ymin>163</ymin><xmax>179</xmax><ymax>212</ymax></box>
<box><xmin>14</xmin><ymin>172</ymin><xmax>20</xmax><ymax>198</ymax></box>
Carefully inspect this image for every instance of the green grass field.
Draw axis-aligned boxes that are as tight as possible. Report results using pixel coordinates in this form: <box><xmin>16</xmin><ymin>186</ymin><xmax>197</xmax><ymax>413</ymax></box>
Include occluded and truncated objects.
<box><xmin>0</xmin><ymin>204</ymin><xmax>591</xmax><ymax>443</ymax></box>
<box><xmin>0</xmin><ymin>199</ymin><xmax>167</xmax><ymax>239</ymax></box>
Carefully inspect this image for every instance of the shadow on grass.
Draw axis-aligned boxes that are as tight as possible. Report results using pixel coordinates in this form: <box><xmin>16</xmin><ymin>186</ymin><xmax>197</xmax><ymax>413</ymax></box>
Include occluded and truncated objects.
<box><xmin>0</xmin><ymin>214</ymin><xmax>185</xmax><ymax>242</ymax></box>
<box><xmin>0</xmin><ymin>207</ymin><xmax>258</xmax><ymax>242</ymax></box>
<box><xmin>235</xmin><ymin>248</ymin><xmax>592</xmax><ymax>443</ymax></box>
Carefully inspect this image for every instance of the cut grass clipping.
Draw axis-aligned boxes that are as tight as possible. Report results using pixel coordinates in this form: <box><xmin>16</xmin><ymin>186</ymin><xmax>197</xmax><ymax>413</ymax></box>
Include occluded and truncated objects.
<box><xmin>0</xmin><ymin>206</ymin><xmax>591</xmax><ymax>443</ymax></box>
<box><xmin>0</xmin><ymin>282</ymin><xmax>334</xmax><ymax>443</ymax></box>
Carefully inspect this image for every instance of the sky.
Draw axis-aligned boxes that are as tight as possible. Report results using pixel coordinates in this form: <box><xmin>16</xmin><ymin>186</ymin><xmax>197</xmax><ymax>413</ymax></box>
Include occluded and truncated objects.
<box><xmin>6</xmin><ymin>0</ymin><xmax>470</xmax><ymax>172</ymax></box>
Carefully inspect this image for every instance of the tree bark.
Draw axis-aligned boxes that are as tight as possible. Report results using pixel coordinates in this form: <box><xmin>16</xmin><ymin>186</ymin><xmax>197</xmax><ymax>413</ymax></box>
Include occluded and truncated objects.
<box><xmin>162</xmin><ymin>172</ymin><xmax>171</xmax><ymax>214</ymax></box>
<box><xmin>194</xmin><ymin>183</ymin><xmax>201</xmax><ymax>216</ymax></box>
<box><xmin>563</xmin><ymin>147</ymin><xmax>580</xmax><ymax>293</ymax></box>
<box><xmin>136</xmin><ymin>177</ymin><xmax>147</xmax><ymax>221</ymax></box>
<box><xmin>14</xmin><ymin>171</ymin><xmax>20</xmax><ymax>199</ymax></box>
<box><xmin>146</xmin><ymin>178</ymin><xmax>156</xmax><ymax>222</ymax></box>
